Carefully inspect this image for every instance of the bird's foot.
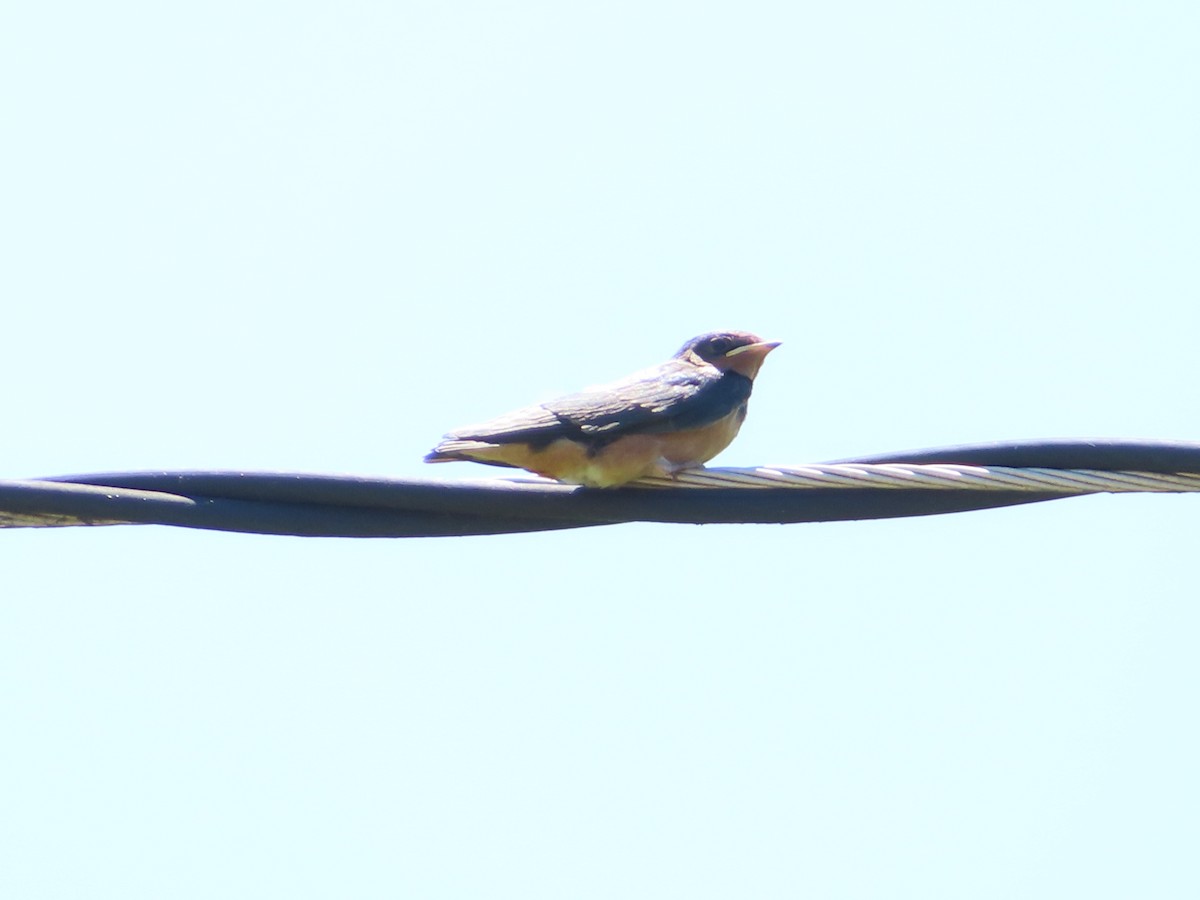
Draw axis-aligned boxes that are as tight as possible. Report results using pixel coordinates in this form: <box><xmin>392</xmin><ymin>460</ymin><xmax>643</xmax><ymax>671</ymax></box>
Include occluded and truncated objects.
<box><xmin>657</xmin><ymin>459</ymin><xmax>706</xmax><ymax>480</ymax></box>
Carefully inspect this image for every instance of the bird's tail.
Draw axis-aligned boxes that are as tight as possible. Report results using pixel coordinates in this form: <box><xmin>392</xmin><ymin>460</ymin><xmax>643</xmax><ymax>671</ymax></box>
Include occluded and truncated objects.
<box><xmin>424</xmin><ymin>440</ymin><xmax>519</xmax><ymax>468</ymax></box>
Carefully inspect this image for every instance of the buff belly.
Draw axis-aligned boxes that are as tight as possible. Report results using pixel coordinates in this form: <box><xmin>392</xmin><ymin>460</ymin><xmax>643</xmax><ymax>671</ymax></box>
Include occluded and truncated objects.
<box><xmin>452</xmin><ymin>407</ymin><xmax>748</xmax><ymax>487</ymax></box>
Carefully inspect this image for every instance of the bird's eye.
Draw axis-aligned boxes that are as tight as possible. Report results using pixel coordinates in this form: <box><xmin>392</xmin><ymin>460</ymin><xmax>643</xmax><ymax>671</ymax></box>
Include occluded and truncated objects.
<box><xmin>707</xmin><ymin>337</ymin><xmax>733</xmax><ymax>356</ymax></box>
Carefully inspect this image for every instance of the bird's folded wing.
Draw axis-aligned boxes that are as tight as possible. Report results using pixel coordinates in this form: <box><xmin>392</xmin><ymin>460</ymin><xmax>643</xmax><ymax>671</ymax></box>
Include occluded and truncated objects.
<box><xmin>443</xmin><ymin>364</ymin><xmax>751</xmax><ymax>446</ymax></box>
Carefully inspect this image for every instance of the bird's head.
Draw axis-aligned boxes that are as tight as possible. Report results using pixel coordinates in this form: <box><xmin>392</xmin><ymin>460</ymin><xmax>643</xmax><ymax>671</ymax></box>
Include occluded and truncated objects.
<box><xmin>677</xmin><ymin>331</ymin><xmax>781</xmax><ymax>379</ymax></box>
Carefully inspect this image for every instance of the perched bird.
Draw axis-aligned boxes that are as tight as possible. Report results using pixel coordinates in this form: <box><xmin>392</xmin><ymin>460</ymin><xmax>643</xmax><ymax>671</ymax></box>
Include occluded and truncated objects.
<box><xmin>424</xmin><ymin>331</ymin><xmax>780</xmax><ymax>487</ymax></box>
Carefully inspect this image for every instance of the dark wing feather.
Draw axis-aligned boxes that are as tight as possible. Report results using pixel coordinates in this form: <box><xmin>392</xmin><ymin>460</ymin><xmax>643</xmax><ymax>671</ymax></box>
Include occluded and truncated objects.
<box><xmin>442</xmin><ymin>360</ymin><xmax>751</xmax><ymax>448</ymax></box>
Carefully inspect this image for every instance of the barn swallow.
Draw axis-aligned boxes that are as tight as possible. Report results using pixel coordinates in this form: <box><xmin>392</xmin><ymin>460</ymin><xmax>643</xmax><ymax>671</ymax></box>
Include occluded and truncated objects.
<box><xmin>424</xmin><ymin>331</ymin><xmax>780</xmax><ymax>487</ymax></box>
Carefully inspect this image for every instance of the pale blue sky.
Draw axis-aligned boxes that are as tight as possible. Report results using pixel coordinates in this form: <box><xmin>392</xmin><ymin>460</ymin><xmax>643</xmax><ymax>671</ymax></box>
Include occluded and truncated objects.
<box><xmin>4</xmin><ymin>2</ymin><xmax>1199</xmax><ymax>897</ymax></box>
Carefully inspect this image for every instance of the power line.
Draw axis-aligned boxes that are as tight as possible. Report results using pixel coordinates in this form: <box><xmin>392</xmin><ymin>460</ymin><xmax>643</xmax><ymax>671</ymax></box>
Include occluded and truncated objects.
<box><xmin>3</xmin><ymin>438</ymin><xmax>1198</xmax><ymax>538</ymax></box>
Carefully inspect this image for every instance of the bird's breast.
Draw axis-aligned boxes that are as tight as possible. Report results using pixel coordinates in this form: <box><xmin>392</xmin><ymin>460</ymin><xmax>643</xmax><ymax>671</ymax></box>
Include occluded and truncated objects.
<box><xmin>651</xmin><ymin>404</ymin><xmax>748</xmax><ymax>467</ymax></box>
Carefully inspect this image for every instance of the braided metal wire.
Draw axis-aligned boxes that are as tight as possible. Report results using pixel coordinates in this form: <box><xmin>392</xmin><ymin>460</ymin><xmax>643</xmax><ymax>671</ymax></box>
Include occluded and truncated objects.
<box><xmin>635</xmin><ymin>464</ymin><xmax>1200</xmax><ymax>493</ymax></box>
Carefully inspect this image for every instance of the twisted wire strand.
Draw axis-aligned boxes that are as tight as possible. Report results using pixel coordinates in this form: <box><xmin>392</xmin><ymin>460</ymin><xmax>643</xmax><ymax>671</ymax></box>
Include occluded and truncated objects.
<box><xmin>634</xmin><ymin>464</ymin><xmax>1200</xmax><ymax>493</ymax></box>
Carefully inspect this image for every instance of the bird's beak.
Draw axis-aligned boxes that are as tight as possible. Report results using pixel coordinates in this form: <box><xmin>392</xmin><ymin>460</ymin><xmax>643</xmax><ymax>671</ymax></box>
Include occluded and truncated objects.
<box><xmin>726</xmin><ymin>340</ymin><xmax>782</xmax><ymax>359</ymax></box>
<box><xmin>721</xmin><ymin>340</ymin><xmax>780</xmax><ymax>378</ymax></box>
